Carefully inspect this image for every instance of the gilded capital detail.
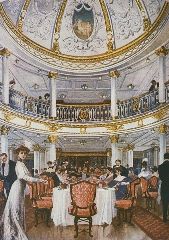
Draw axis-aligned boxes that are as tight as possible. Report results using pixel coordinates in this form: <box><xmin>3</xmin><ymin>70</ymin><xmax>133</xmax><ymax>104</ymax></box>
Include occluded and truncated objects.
<box><xmin>0</xmin><ymin>48</ymin><xmax>10</xmax><ymax>57</ymax></box>
<box><xmin>33</xmin><ymin>144</ymin><xmax>41</xmax><ymax>152</ymax></box>
<box><xmin>109</xmin><ymin>70</ymin><xmax>120</xmax><ymax>78</ymax></box>
<box><xmin>48</xmin><ymin>71</ymin><xmax>58</xmax><ymax>79</ymax></box>
<box><xmin>159</xmin><ymin>124</ymin><xmax>168</xmax><ymax>134</ymax></box>
<box><xmin>110</xmin><ymin>135</ymin><xmax>119</xmax><ymax>144</ymax></box>
<box><xmin>48</xmin><ymin>135</ymin><xmax>57</xmax><ymax>144</ymax></box>
<box><xmin>155</xmin><ymin>46</ymin><xmax>168</xmax><ymax>56</ymax></box>
<box><xmin>0</xmin><ymin>125</ymin><xmax>10</xmax><ymax>135</ymax></box>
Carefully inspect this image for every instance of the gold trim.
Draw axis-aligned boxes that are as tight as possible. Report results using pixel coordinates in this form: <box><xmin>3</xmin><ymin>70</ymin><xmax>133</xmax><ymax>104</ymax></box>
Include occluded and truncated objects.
<box><xmin>135</xmin><ymin>0</ymin><xmax>151</xmax><ymax>31</ymax></box>
<box><xmin>48</xmin><ymin>71</ymin><xmax>58</xmax><ymax>79</ymax></box>
<box><xmin>60</xmin><ymin>151</ymin><xmax>107</xmax><ymax>157</ymax></box>
<box><xmin>0</xmin><ymin>3</ymin><xmax>168</xmax><ymax>63</ymax></box>
<box><xmin>17</xmin><ymin>0</ymin><xmax>31</xmax><ymax>32</ymax></box>
<box><xmin>110</xmin><ymin>135</ymin><xmax>119</xmax><ymax>143</ymax></box>
<box><xmin>158</xmin><ymin>124</ymin><xmax>168</xmax><ymax>134</ymax></box>
<box><xmin>0</xmin><ymin>48</ymin><xmax>10</xmax><ymax>57</ymax></box>
<box><xmin>48</xmin><ymin>135</ymin><xmax>57</xmax><ymax>143</ymax></box>
<box><xmin>109</xmin><ymin>70</ymin><xmax>120</xmax><ymax>78</ymax></box>
<box><xmin>153</xmin><ymin>108</ymin><xmax>166</xmax><ymax>120</ymax></box>
<box><xmin>4</xmin><ymin>112</ymin><xmax>15</xmax><ymax>122</ymax></box>
<box><xmin>0</xmin><ymin>125</ymin><xmax>10</xmax><ymax>135</ymax></box>
<box><xmin>33</xmin><ymin>144</ymin><xmax>41</xmax><ymax>151</ymax></box>
<box><xmin>155</xmin><ymin>46</ymin><xmax>168</xmax><ymax>56</ymax></box>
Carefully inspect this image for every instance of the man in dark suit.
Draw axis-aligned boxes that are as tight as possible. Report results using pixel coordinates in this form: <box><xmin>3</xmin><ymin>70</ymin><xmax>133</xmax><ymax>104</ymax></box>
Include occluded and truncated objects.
<box><xmin>0</xmin><ymin>153</ymin><xmax>17</xmax><ymax>198</ymax></box>
<box><xmin>158</xmin><ymin>152</ymin><xmax>169</xmax><ymax>222</ymax></box>
<box><xmin>113</xmin><ymin>159</ymin><xmax>128</xmax><ymax>178</ymax></box>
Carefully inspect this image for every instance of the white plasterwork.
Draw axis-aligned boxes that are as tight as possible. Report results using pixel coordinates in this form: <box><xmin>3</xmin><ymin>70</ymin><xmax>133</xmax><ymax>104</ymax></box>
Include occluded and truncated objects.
<box><xmin>58</xmin><ymin>0</ymin><xmax>108</xmax><ymax>56</ymax></box>
<box><xmin>2</xmin><ymin>0</ymin><xmax>25</xmax><ymax>25</ymax></box>
<box><xmin>106</xmin><ymin>0</ymin><xmax>143</xmax><ymax>49</ymax></box>
<box><xmin>22</xmin><ymin>0</ymin><xmax>64</xmax><ymax>49</ymax></box>
<box><xmin>142</xmin><ymin>0</ymin><xmax>165</xmax><ymax>23</ymax></box>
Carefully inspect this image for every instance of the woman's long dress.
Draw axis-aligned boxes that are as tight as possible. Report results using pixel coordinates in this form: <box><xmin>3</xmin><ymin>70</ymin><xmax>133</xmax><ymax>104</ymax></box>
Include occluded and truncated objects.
<box><xmin>0</xmin><ymin>161</ymin><xmax>43</xmax><ymax>240</ymax></box>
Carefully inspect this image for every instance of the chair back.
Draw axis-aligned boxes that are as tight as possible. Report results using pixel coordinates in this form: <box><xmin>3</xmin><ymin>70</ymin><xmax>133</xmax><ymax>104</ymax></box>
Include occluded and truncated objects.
<box><xmin>129</xmin><ymin>178</ymin><xmax>141</xmax><ymax>198</ymax></box>
<box><xmin>0</xmin><ymin>180</ymin><xmax>4</xmax><ymax>193</ymax></box>
<box><xmin>148</xmin><ymin>176</ymin><xmax>158</xmax><ymax>191</ymax></box>
<box><xmin>140</xmin><ymin>177</ymin><xmax>148</xmax><ymax>196</ymax></box>
<box><xmin>70</xmin><ymin>181</ymin><xmax>96</xmax><ymax>208</ymax></box>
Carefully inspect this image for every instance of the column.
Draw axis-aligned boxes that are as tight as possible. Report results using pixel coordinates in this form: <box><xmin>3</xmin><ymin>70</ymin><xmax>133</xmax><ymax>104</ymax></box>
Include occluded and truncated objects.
<box><xmin>48</xmin><ymin>71</ymin><xmax>58</xmax><ymax>118</ymax></box>
<box><xmin>33</xmin><ymin>144</ymin><xmax>41</xmax><ymax>173</ymax></box>
<box><xmin>106</xmin><ymin>148</ymin><xmax>112</xmax><ymax>167</ymax></box>
<box><xmin>0</xmin><ymin>48</ymin><xmax>10</xmax><ymax>105</ymax></box>
<box><xmin>109</xmin><ymin>70</ymin><xmax>120</xmax><ymax>119</ymax></box>
<box><xmin>9</xmin><ymin>147</ymin><xmax>14</xmax><ymax>161</ymax></box>
<box><xmin>39</xmin><ymin>149</ymin><xmax>46</xmax><ymax>173</ymax></box>
<box><xmin>158</xmin><ymin>124</ymin><xmax>167</xmax><ymax>165</ymax></box>
<box><xmin>110</xmin><ymin>135</ymin><xmax>119</xmax><ymax>168</ymax></box>
<box><xmin>154</xmin><ymin>146</ymin><xmax>159</xmax><ymax>167</ymax></box>
<box><xmin>127</xmin><ymin>144</ymin><xmax>134</xmax><ymax>167</ymax></box>
<box><xmin>0</xmin><ymin>125</ymin><xmax>10</xmax><ymax>154</ymax></box>
<box><xmin>48</xmin><ymin>135</ymin><xmax>57</xmax><ymax>162</ymax></box>
<box><xmin>155</xmin><ymin>46</ymin><xmax>168</xmax><ymax>103</ymax></box>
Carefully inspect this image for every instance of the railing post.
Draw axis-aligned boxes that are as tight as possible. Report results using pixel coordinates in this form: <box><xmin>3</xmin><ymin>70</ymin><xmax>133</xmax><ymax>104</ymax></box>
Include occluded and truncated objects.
<box><xmin>109</xmin><ymin>70</ymin><xmax>120</xmax><ymax>119</ymax></box>
<box><xmin>155</xmin><ymin>46</ymin><xmax>168</xmax><ymax>103</ymax></box>
<box><xmin>0</xmin><ymin>48</ymin><xmax>10</xmax><ymax>105</ymax></box>
<box><xmin>110</xmin><ymin>135</ymin><xmax>119</xmax><ymax>168</ymax></box>
<box><xmin>48</xmin><ymin>71</ymin><xmax>58</xmax><ymax>118</ymax></box>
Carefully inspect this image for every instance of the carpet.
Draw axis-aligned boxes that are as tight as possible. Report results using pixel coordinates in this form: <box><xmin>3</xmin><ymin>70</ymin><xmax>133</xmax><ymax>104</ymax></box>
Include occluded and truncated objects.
<box><xmin>133</xmin><ymin>207</ymin><xmax>169</xmax><ymax>240</ymax></box>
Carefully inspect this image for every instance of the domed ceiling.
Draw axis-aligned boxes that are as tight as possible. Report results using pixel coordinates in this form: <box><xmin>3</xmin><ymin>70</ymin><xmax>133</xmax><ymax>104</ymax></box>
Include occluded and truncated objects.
<box><xmin>0</xmin><ymin>0</ymin><xmax>169</xmax><ymax>73</ymax></box>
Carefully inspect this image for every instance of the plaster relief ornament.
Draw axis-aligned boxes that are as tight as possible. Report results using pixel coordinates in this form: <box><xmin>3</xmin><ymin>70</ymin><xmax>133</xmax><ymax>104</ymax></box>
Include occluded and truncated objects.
<box><xmin>72</xmin><ymin>3</ymin><xmax>94</xmax><ymax>40</ymax></box>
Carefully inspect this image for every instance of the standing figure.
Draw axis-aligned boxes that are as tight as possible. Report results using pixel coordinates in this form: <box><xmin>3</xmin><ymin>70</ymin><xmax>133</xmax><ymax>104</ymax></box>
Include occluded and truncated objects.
<box><xmin>158</xmin><ymin>152</ymin><xmax>169</xmax><ymax>223</ymax></box>
<box><xmin>0</xmin><ymin>145</ymin><xmax>46</xmax><ymax>240</ymax></box>
<box><xmin>0</xmin><ymin>153</ymin><xmax>17</xmax><ymax>198</ymax></box>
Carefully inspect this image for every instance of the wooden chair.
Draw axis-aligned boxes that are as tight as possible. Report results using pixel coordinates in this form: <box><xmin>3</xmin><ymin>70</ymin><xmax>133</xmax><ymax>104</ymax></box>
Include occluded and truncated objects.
<box><xmin>68</xmin><ymin>181</ymin><xmax>97</xmax><ymax>238</ymax></box>
<box><xmin>29</xmin><ymin>181</ymin><xmax>53</xmax><ymax>227</ymax></box>
<box><xmin>146</xmin><ymin>176</ymin><xmax>159</xmax><ymax>210</ymax></box>
<box><xmin>115</xmin><ymin>178</ymin><xmax>141</xmax><ymax>224</ymax></box>
<box><xmin>0</xmin><ymin>180</ymin><xmax>5</xmax><ymax>204</ymax></box>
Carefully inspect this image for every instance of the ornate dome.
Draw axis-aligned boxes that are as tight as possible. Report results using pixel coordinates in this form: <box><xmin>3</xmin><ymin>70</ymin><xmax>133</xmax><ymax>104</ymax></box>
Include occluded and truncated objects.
<box><xmin>0</xmin><ymin>0</ymin><xmax>169</xmax><ymax>74</ymax></box>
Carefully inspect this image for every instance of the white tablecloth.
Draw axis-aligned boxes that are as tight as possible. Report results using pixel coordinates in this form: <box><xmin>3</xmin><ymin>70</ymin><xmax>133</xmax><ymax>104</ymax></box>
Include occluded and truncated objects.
<box><xmin>51</xmin><ymin>187</ymin><xmax>116</xmax><ymax>226</ymax></box>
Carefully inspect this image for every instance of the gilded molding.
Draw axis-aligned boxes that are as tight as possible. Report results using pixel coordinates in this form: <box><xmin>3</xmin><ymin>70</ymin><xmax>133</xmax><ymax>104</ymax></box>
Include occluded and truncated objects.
<box><xmin>48</xmin><ymin>135</ymin><xmax>57</xmax><ymax>143</ymax></box>
<box><xmin>0</xmin><ymin>3</ymin><xmax>168</xmax><ymax>63</ymax></box>
<box><xmin>80</xmin><ymin>127</ymin><xmax>87</xmax><ymax>134</ymax></box>
<box><xmin>135</xmin><ymin>0</ymin><xmax>152</xmax><ymax>31</ymax></box>
<box><xmin>158</xmin><ymin>124</ymin><xmax>168</xmax><ymax>134</ymax></box>
<box><xmin>126</xmin><ymin>144</ymin><xmax>135</xmax><ymax>151</ymax></box>
<box><xmin>4</xmin><ymin>112</ymin><xmax>15</xmax><ymax>122</ymax></box>
<box><xmin>0</xmin><ymin>125</ymin><xmax>10</xmax><ymax>135</ymax></box>
<box><xmin>0</xmin><ymin>48</ymin><xmax>10</xmax><ymax>57</ymax></box>
<box><xmin>60</xmin><ymin>151</ymin><xmax>107</xmax><ymax>157</ymax></box>
<box><xmin>109</xmin><ymin>70</ymin><xmax>120</xmax><ymax>78</ymax></box>
<box><xmin>143</xmin><ymin>17</ymin><xmax>151</xmax><ymax>31</ymax></box>
<box><xmin>52</xmin><ymin>0</ymin><xmax>68</xmax><ymax>52</ymax></box>
<box><xmin>17</xmin><ymin>0</ymin><xmax>31</xmax><ymax>32</ymax></box>
<box><xmin>153</xmin><ymin>108</ymin><xmax>166</xmax><ymax>120</ymax></box>
<box><xmin>155</xmin><ymin>46</ymin><xmax>168</xmax><ymax>56</ymax></box>
<box><xmin>33</xmin><ymin>144</ymin><xmax>41</xmax><ymax>152</ymax></box>
<box><xmin>99</xmin><ymin>0</ymin><xmax>113</xmax><ymax>52</ymax></box>
<box><xmin>110</xmin><ymin>135</ymin><xmax>119</xmax><ymax>143</ymax></box>
<box><xmin>107</xmin><ymin>122</ymin><xmax>123</xmax><ymax>131</ymax></box>
<box><xmin>48</xmin><ymin>71</ymin><xmax>58</xmax><ymax>79</ymax></box>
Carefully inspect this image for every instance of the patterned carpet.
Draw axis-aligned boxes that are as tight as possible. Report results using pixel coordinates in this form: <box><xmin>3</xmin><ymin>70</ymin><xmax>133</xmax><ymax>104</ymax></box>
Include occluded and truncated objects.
<box><xmin>133</xmin><ymin>207</ymin><xmax>169</xmax><ymax>240</ymax></box>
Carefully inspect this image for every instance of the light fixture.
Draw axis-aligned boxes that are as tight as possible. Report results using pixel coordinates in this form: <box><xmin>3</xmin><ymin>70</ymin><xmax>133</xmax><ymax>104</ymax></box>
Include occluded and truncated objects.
<box><xmin>127</xmin><ymin>84</ymin><xmax>134</xmax><ymax>89</ymax></box>
<box><xmin>127</xmin><ymin>66</ymin><xmax>132</xmax><ymax>70</ymax></box>
<box><xmin>59</xmin><ymin>93</ymin><xmax>66</xmax><ymax>99</ymax></box>
<box><xmin>151</xmin><ymin>128</ymin><xmax>155</xmax><ymax>133</ymax></box>
<box><xmin>146</xmin><ymin>57</ymin><xmax>150</xmax><ymax>63</ymax></box>
<box><xmin>36</xmin><ymin>133</ymin><xmax>40</xmax><ymax>137</ymax></box>
<box><xmin>13</xmin><ymin>129</ymin><xmax>17</xmax><ymax>133</ymax></box>
<box><xmin>80</xmin><ymin>140</ymin><xmax>86</xmax><ymax>145</ymax></box>
<box><xmin>32</xmin><ymin>83</ymin><xmax>39</xmax><ymax>90</ymax></box>
<box><xmin>81</xmin><ymin>84</ymin><xmax>88</xmax><ymax>90</ymax></box>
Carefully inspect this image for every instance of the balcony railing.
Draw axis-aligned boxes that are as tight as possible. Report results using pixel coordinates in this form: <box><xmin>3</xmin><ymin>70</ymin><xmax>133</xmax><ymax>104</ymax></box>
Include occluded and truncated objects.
<box><xmin>4</xmin><ymin>83</ymin><xmax>169</xmax><ymax>122</ymax></box>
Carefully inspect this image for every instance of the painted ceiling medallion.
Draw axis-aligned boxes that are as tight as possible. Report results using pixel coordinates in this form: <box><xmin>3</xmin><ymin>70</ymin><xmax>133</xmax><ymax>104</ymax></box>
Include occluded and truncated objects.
<box><xmin>72</xmin><ymin>3</ymin><xmax>94</xmax><ymax>40</ymax></box>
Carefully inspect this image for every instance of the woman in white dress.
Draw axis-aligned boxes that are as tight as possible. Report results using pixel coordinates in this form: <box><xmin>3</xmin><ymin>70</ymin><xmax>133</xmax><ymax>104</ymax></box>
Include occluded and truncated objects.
<box><xmin>0</xmin><ymin>145</ymin><xmax>46</xmax><ymax>240</ymax></box>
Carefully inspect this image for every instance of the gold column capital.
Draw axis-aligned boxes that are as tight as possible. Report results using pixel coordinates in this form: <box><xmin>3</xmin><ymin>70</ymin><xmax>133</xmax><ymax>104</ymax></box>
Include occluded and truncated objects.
<box><xmin>33</xmin><ymin>144</ymin><xmax>41</xmax><ymax>152</ymax></box>
<box><xmin>0</xmin><ymin>48</ymin><xmax>11</xmax><ymax>57</ymax></box>
<box><xmin>109</xmin><ymin>70</ymin><xmax>120</xmax><ymax>78</ymax></box>
<box><xmin>158</xmin><ymin>124</ymin><xmax>168</xmax><ymax>134</ymax></box>
<box><xmin>48</xmin><ymin>135</ymin><xmax>57</xmax><ymax>143</ymax></box>
<box><xmin>110</xmin><ymin>135</ymin><xmax>119</xmax><ymax>143</ymax></box>
<box><xmin>126</xmin><ymin>144</ymin><xmax>135</xmax><ymax>151</ymax></box>
<box><xmin>155</xmin><ymin>46</ymin><xmax>168</xmax><ymax>56</ymax></box>
<box><xmin>48</xmin><ymin>71</ymin><xmax>58</xmax><ymax>79</ymax></box>
<box><xmin>0</xmin><ymin>125</ymin><xmax>10</xmax><ymax>135</ymax></box>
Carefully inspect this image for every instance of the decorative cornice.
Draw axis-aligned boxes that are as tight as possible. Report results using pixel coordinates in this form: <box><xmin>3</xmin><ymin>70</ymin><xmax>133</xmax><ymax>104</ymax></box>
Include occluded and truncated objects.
<box><xmin>109</xmin><ymin>70</ymin><xmax>120</xmax><ymax>78</ymax></box>
<box><xmin>143</xmin><ymin>17</ymin><xmax>151</xmax><ymax>31</ymax></box>
<box><xmin>4</xmin><ymin>112</ymin><xmax>15</xmax><ymax>122</ymax></box>
<box><xmin>126</xmin><ymin>144</ymin><xmax>135</xmax><ymax>151</ymax></box>
<box><xmin>158</xmin><ymin>124</ymin><xmax>168</xmax><ymax>134</ymax></box>
<box><xmin>48</xmin><ymin>135</ymin><xmax>57</xmax><ymax>144</ymax></box>
<box><xmin>110</xmin><ymin>135</ymin><xmax>119</xmax><ymax>143</ymax></box>
<box><xmin>48</xmin><ymin>71</ymin><xmax>58</xmax><ymax>79</ymax></box>
<box><xmin>60</xmin><ymin>151</ymin><xmax>107</xmax><ymax>157</ymax></box>
<box><xmin>0</xmin><ymin>125</ymin><xmax>10</xmax><ymax>135</ymax></box>
<box><xmin>107</xmin><ymin>122</ymin><xmax>123</xmax><ymax>132</ymax></box>
<box><xmin>155</xmin><ymin>46</ymin><xmax>168</xmax><ymax>56</ymax></box>
<box><xmin>0</xmin><ymin>48</ymin><xmax>10</xmax><ymax>57</ymax></box>
<box><xmin>33</xmin><ymin>144</ymin><xmax>41</xmax><ymax>152</ymax></box>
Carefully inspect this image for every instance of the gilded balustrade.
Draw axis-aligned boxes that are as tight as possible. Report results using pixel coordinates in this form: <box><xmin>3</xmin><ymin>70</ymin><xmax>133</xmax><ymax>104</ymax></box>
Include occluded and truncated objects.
<box><xmin>5</xmin><ymin>83</ymin><xmax>169</xmax><ymax>122</ymax></box>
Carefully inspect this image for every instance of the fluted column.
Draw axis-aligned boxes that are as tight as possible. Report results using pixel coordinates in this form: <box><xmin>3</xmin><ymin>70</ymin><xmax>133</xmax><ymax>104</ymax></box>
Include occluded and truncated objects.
<box><xmin>106</xmin><ymin>148</ymin><xmax>112</xmax><ymax>167</ymax></box>
<box><xmin>39</xmin><ymin>149</ymin><xmax>46</xmax><ymax>173</ymax></box>
<box><xmin>126</xmin><ymin>144</ymin><xmax>134</xmax><ymax>167</ymax></box>
<box><xmin>155</xmin><ymin>46</ymin><xmax>168</xmax><ymax>103</ymax></box>
<box><xmin>109</xmin><ymin>70</ymin><xmax>120</xmax><ymax>119</ymax></box>
<box><xmin>110</xmin><ymin>135</ymin><xmax>119</xmax><ymax>168</ymax></box>
<box><xmin>48</xmin><ymin>71</ymin><xmax>58</xmax><ymax>118</ymax></box>
<box><xmin>0</xmin><ymin>125</ymin><xmax>10</xmax><ymax>154</ymax></box>
<box><xmin>48</xmin><ymin>135</ymin><xmax>57</xmax><ymax>163</ymax></box>
<box><xmin>158</xmin><ymin>124</ymin><xmax>167</xmax><ymax>165</ymax></box>
<box><xmin>154</xmin><ymin>146</ymin><xmax>159</xmax><ymax>166</ymax></box>
<box><xmin>0</xmin><ymin>48</ymin><xmax>10</xmax><ymax>105</ymax></box>
<box><xmin>33</xmin><ymin>144</ymin><xmax>41</xmax><ymax>173</ymax></box>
